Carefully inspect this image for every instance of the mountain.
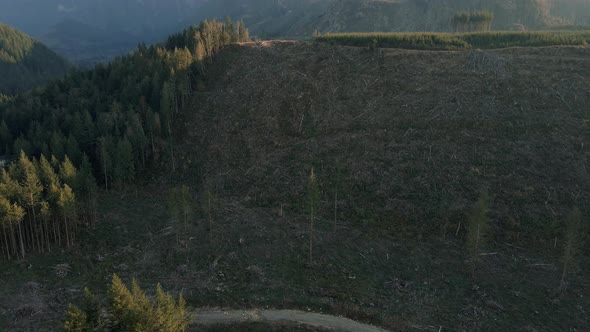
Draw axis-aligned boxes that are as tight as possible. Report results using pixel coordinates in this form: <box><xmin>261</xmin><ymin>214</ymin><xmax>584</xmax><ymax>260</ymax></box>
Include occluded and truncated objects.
<box><xmin>190</xmin><ymin>0</ymin><xmax>331</xmax><ymax>38</ymax></box>
<box><xmin>0</xmin><ymin>22</ymin><xmax>69</xmax><ymax>94</ymax></box>
<box><xmin>0</xmin><ymin>0</ymin><xmax>206</xmax><ymax>37</ymax></box>
<box><xmin>0</xmin><ymin>0</ymin><xmax>207</xmax><ymax>64</ymax></box>
<box><xmin>199</xmin><ymin>0</ymin><xmax>590</xmax><ymax>37</ymax></box>
<box><xmin>1</xmin><ymin>0</ymin><xmax>588</xmax><ymax>64</ymax></box>
<box><xmin>39</xmin><ymin>19</ymin><xmax>140</xmax><ymax>67</ymax></box>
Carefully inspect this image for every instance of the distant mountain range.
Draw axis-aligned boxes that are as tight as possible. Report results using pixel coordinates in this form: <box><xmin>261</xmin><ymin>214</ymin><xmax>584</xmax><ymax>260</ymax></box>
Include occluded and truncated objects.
<box><xmin>0</xmin><ymin>22</ymin><xmax>69</xmax><ymax>94</ymax></box>
<box><xmin>0</xmin><ymin>0</ymin><xmax>588</xmax><ymax>65</ymax></box>
<box><xmin>38</xmin><ymin>19</ymin><xmax>140</xmax><ymax>67</ymax></box>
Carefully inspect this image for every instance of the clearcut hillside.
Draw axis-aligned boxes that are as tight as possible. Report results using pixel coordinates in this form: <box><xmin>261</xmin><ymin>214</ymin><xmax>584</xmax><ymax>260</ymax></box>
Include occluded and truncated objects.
<box><xmin>179</xmin><ymin>41</ymin><xmax>590</xmax><ymax>242</ymax></box>
<box><xmin>1</xmin><ymin>40</ymin><xmax>589</xmax><ymax>332</ymax></box>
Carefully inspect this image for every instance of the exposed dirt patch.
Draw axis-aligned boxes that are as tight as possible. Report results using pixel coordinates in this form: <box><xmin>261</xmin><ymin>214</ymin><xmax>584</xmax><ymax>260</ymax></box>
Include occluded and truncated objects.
<box><xmin>191</xmin><ymin>309</ymin><xmax>388</xmax><ymax>332</ymax></box>
<box><xmin>180</xmin><ymin>41</ymin><xmax>590</xmax><ymax>243</ymax></box>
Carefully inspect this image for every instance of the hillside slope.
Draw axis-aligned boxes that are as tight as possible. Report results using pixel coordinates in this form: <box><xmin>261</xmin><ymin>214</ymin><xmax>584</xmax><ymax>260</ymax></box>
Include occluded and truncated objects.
<box><xmin>0</xmin><ymin>22</ymin><xmax>69</xmax><ymax>94</ymax></box>
<box><xmin>180</xmin><ymin>41</ymin><xmax>590</xmax><ymax>241</ymax></box>
<box><xmin>1</xmin><ymin>41</ymin><xmax>589</xmax><ymax>332</ymax></box>
<box><xmin>194</xmin><ymin>0</ymin><xmax>590</xmax><ymax>38</ymax></box>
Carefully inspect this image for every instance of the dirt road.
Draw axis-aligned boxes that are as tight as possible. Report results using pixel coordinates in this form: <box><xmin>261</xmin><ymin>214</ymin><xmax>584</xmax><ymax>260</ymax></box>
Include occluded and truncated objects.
<box><xmin>190</xmin><ymin>309</ymin><xmax>389</xmax><ymax>331</ymax></box>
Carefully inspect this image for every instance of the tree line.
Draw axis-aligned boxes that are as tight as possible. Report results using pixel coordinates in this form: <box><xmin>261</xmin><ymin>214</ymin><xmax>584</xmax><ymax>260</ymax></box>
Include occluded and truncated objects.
<box><xmin>452</xmin><ymin>10</ymin><xmax>495</xmax><ymax>32</ymax></box>
<box><xmin>0</xmin><ymin>151</ymin><xmax>97</xmax><ymax>259</ymax></box>
<box><xmin>64</xmin><ymin>274</ymin><xmax>189</xmax><ymax>331</ymax></box>
<box><xmin>0</xmin><ymin>18</ymin><xmax>249</xmax><ymax>190</ymax></box>
<box><xmin>0</xmin><ymin>22</ymin><xmax>70</xmax><ymax>94</ymax></box>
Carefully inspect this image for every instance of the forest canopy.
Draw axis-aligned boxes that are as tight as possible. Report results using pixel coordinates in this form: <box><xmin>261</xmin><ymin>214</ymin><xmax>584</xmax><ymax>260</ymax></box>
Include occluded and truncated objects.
<box><xmin>0</xmin><ymin>22</ymin><xmax>69</xmax><ymax>94</ymax></box>
<box><xmin>0</xmin><ymin>18</ymin><xmax>249</xmax><ymax>258</ymax></box>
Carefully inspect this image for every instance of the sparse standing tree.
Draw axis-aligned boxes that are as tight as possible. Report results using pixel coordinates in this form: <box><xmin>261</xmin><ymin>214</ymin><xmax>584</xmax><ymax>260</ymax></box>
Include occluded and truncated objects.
<box><xmin>206</xmin><ymin>189</ymin><xmax>214</xmax><ymax>245</ymax></box>
<box><xmin>466</xmin><ymin>191</ymin><xmax>489</xmax><ymax>279</ymax></box>
<box><xmin>169</xmin><ymin>185</ymin><xmax>193</xmax><ymax>249</ymax></box>
<box><xmin>333</xmin><ymin>163</ymin><xmax>342</xmax><ymax>232</ymax></box>
<box><xmin>560</xmin><ymin>207</ymin><xmax>585</xmax><ymax>292</ymax></box>
<box><xmin>307</xmin><ymin>168</ymin><xmax>320</xmax><ymax>264</ymax></box>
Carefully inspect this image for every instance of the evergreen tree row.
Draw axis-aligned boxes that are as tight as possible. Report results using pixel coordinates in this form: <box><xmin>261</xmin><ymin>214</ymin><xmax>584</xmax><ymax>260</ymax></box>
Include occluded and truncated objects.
<box><xmin>64</xmin><ymin>274</ymin><xmax>189</xmax><ymax>332</ymax></box>
<box><xmin>0</xmin><ymin>151</ymin><xmax>97</xmax><ymax>259</ymax></box>
<box><xmin>0</xmin><ymin>19</ymin><xmax>249</xmax><ymax>189</ymax></box>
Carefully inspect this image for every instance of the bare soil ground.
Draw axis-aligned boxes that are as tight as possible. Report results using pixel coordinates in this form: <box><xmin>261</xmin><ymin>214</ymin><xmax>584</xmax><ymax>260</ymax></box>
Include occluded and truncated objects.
<box><xmin>1</xmin><ymin>41</ymin><xmax>589</xmax><ymax>331</ymax></box>
<box><xmin>182</xmin><ymin>41</ymin><xmax>590</xmax><ymax>242</ymax></box>
<box><xmin>190</xmin><ymin>309</ymin><xmax>388</xmax><ymax>332</ymax></box>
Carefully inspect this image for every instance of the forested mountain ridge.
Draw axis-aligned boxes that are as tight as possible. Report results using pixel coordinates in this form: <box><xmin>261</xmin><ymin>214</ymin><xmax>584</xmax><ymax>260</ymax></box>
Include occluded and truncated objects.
<box><xmin>193</xmin><ymin>0</ymin><xmax>590</xmax><ymax>37</ymax></box>
<box><xmin>0</xmin><ymin>22</ymin><xmax>69</xmax><ymax>94</ymax></box>
<box><xmin>1</xmin><ymin>0</ymin><xmax>589</xmax><ymax>65</ymax></box>
<box><xmin>0</xmin><ymin>18</ymin><xmax>249</xmax><ymax>259</ymax></box>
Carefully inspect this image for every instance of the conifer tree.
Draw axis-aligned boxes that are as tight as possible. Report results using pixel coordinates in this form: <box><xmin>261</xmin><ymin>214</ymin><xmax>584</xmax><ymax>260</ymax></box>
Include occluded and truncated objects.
<box><xmin>114</xmin><ymin>138</ymin><xmax>135</xmax><ymax>186</ymax></box>
<box><xmin>77</xmin><ymin>155</ymin><xmax>98</xmax><ymax>225</ymax></box>
<box><xmin>59</xmin><ymin>156</ymin><xmax>78</xmax><ymax>189</ymax></box>
<box><xmin>0</xmin><ymin>120</ymin><xmax>12</xmax><ymax>154</ymax></box>
<box><xmin>238</xmin><ymin>19</ymin><xmax>250</xmax><ymax>42</ymax></box>
<box><xmin>18</xmin><ymin>151</ymin><xmax>42</xmax><ymax>253</ymax></box>
<box><xmin>63</xmin><ymin>304</ymin><xmax>89</xmax><ymax>332</ymax></box>
<box><xmin>58</xmin><ymin>184</ymin><xmax>76</xmax><ymax>247</ymax></box>
<box><xmin>0</xmin><ymin>197</ymin><xmax>25</xmax><ymax>259</ymax></box>
<box><xmin>333</xmin><ymin>163</ymin><xmax>342</xmax><ymax>231</ymax></box>
<box><xmin>466</xmin><ymin>191</ymin><xmax>489</xmax><ymax>279</ymax></box>
<box><xmin>169</xmin><ymin>185</ymin><xmax>193</xmax><ymax>248</ymax></box>
<box><xmin>307</xmin><ymin>168</ymin><xmax>320</xmax><ymax>264</ymax></box>
<box><xmin>560</xmin><ymin>207</ymin><xmax>585</xmax><ymax>292</ymax></box>
<box><xmin>65</xmin><ymin>274</ymin><xmax>190</xmax><ymax>331</ymax></box>
<box><xmin>108</xmin><ymin>274</ymin><xmax>136</xmax><ymax>330</ymax></box>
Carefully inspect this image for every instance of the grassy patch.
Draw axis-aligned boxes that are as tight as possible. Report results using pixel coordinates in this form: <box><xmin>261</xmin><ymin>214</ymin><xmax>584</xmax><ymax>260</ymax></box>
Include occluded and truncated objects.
<box><xmin>314</xmin><ymin>31</ymin><xmax>590</xmax><ymax>50</ymax></box>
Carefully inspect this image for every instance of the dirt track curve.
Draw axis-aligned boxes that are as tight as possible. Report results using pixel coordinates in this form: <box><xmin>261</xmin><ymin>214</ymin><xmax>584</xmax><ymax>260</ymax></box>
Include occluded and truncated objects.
<box><xmin>190</xmin><ymin>309</ymin><xmax>389</xmax><ymax>331</ymax></box>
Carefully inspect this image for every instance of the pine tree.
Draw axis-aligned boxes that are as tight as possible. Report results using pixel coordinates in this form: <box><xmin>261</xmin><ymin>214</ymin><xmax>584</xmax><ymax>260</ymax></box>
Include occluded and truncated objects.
<box><xmin>155</xmin><ymin>283</ymin><xmax>189</xmax><ymax>331</ymax></box>
<box><xmin>0</xmin><ymin>197</ymin><xmax>25</xmax><ymax>259</ymax></box>
<box><xmin>65</xmin><ymin>135</ymin><xmax>82</xmax><ymax>165</ymax></box>
<box><xmin>59</xmin><ymin>156</ymin><xmax>78</xmax><ymax>189</ymax></box>
<box><xmin>114</xmin><ymin>138</ymin><xmax>135</xmax><ymax>185</ymax></box>
<box><xmin>0</xmin><ymin>120</ymin><xmax>12</xmax><ymax>155</ymax></box>
<box><xmin>38</xmin><ymin>155</ymin><xmax>60</xmax><ymax>189</ymax></box>
<box><xmin>50</xmin><ymin>131</ymin><xmax>66</xmax><ymax>160</ymax></box>
<box><xmin>18</xmin><ymin>151</ymin><xmax>43</xmax><ymax>254</ymax></box>
<box><xmin>238</xmin><ymin>19</ymin><xmax>250</xmax><ymax>42</ymax></box>
<box><xmin>77</xmin><ymin>155</ymin><xmax>98</xmax><ymax>225</ymax></box>
<box><xmin>108</xmin><ymin>274</ymin><xmax>136</xmax><ymax>330</ymax></box>
<box><xmin>97</xmin><ymin>136</ymin><xmax>114</xmax><ymax>191</ymax></box>
<box><xmin>307</xmin><ymin>168</ymin><xmax>320</xmax><ymax>264</ymax></box>
<box><xmin>560</xmin><ymin>207</ymin><xmax>585</xmax><ymax>292</ymax></box>
<box><xmin>466</xmin><ymin>191</ymin><xmax>489</xmax><ymax>279</ymax></box>
<box><xmin>169</xmin><ymin>186</ymin><xmax>193</xmax><ymax>248</ymax></box>
<box><xmin>333</xmin><ymin>162</ymin><xmax>342</xmax><ymax>231</ymax></box>
<box><xmin>57</xmin><ymin>183</ymin><xmax>76</xmax><ymax>247</ymax></box>
<box><xmin>63</xmin><ymin>304</ymin><xmax>90</xmax><ymax>332</ymax></box>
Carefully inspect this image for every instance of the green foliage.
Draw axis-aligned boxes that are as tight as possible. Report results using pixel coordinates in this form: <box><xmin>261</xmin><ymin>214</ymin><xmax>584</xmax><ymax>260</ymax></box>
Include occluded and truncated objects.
<box><xmin>0</xmin><ymin>152</ymin><xmax>95</xmax><ymax>258</ymax></box>
<box><xmin>314</xmin><ymin>31</ymin><xmax>590</xmax><ymax>50</ymax></box>
<box><xmin>64</xmin><ymin>304</ymin><xmax>90</xmax><ymax>332</ymax></box>
<box><xmin>0</xmin><ymin>18</ymin><xmax>248</xmax><ymax>188</ymax></box>
<box><xmin>453</xmin><ymin>11</ymin><xmax>495</xmax><ymax>32</ymax></box>
<box><xmin>0</xmin><ymin>22</ymin><xmax>69</xmax><ymax>94</ymax></box>
<box><xmin>64</xmin><ymin>274</ymin><xmax>189</xmax><ymax>332</ymax></box>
